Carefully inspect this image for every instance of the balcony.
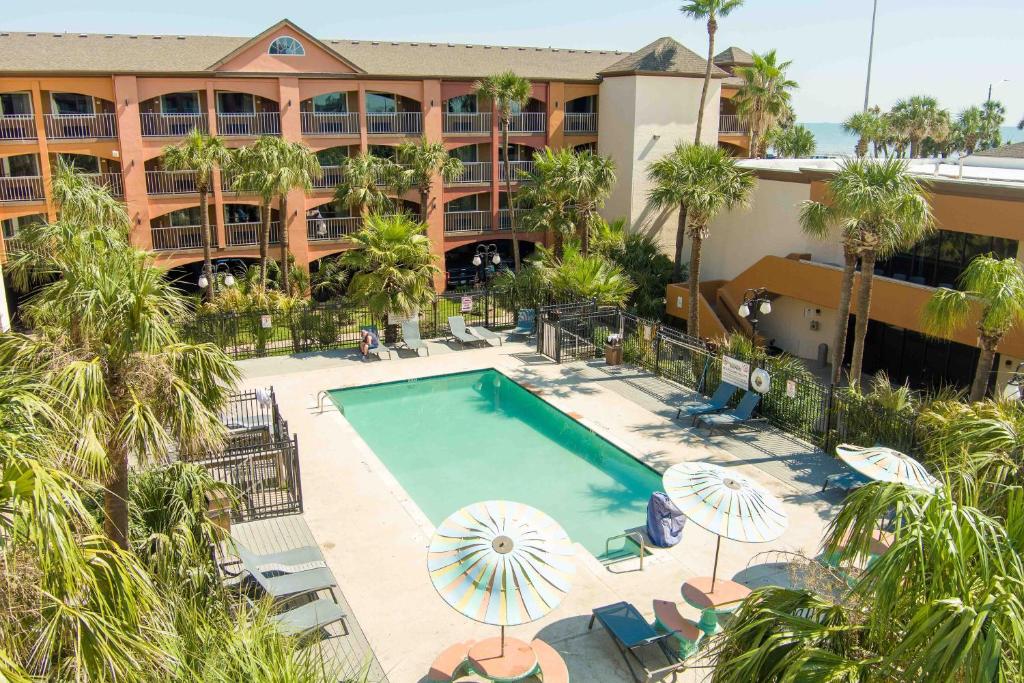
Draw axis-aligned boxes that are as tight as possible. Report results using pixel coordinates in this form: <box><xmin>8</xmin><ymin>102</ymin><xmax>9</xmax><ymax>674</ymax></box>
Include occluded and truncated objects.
<box><xmin>146</xmin><ymin>170</ymin><xmax>199</xmax><ymax>195</ymax></box>
<box><xmin>719</xmin><ymin>115</ymin><xmax>748</xmax><ymax>134</ymax></box>
<box><xmin>508</xmin><ymin>113</ymin><xmax>545</xmax><ymax>134</ymax></box>
<box><xmin>301</xmin><ymin>112</ymin><xmax>359</xmax><ymax>136</ymax></box>
<box><xmin>43</xmin><ymin>113</ymin><xmax>118</xmax><ymax>139</ymax></box>
<box><xmin>499</xmin><ymin>160</ymin><xmax>535</xmax><ymax>182</ymax></box>
<box><xmin>307</xmin><ymin>216</ymin><xmax>360</xmax><ymax>242</ymax></box>
<box><xmin>373</xmin><ymin>163</ymin><xmax>411</xmax><ymax>186</ymax></box>
<box><xmin>0</xmin><ymin>176</ymin><xmax>45</xmax><ymax>202</ymax></box>
<box><xmin>82</xmin><ymin>172</ymin><xmax>123</xmax><ymax>197</ymax></box>
<box><xmin>216</xmin><ymin>112</ymin><xmax>281</xmax><ymax>137</ymax></box>
<box><xmin>226</xmin><ymin>221</ymin><xmax>280</xmax><ymax>247</ymax></box>
<box><xmin>313</xmin><ymin>165</ymin><xmax>344</xmax><ymax>190</ymax></box>
<box><xmin>0</xmin><ymin>115</ymin><xmax>36</xmax><ymax>141</ymax></box>
<box><xmin>220</xmin><ymin>171</ymin><xmax>257</xmax><ymax>194</ymax></box>
<box><xmin>443</xmin><ymin>113</ymin><xmax>492</xmax><ymax>134</ymax></box>
<box><xmin>447</xmin><ymin>161</ymin><xmax>491</xmax><ymax>185</ymax></box>
<box><xmin>444</xmin><ymin>210</ymin><xmax>492</xmax><ymax>234</ymax></box>
<box><xmin>564</xmin><ymin>113</ymin><xmax>597</xmax><ymax>135</ymax></box>
<box><xmin>497</xmin><ymin>209</ymin><xmax>518</xmax><ymax>231</ymax></box>
<box><xmin>151</xmin><ymin>224</ymin><xmax>211</xmax><ymax>252</ymax></box>
<box><xmin>366</xmin><ymin>112</ymin><xmax>422</xmax><ymax>136</ymax></box>
<box><xmin>140</xmin><ymin>113</ymin><xmax>209</xmax><ymax>137</ymax></box>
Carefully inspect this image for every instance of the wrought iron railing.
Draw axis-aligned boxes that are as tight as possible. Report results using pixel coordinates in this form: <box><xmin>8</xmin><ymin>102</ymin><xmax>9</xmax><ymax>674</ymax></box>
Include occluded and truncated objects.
<box><xmin>499</xmin><ymin>160</ymin><xmax>534</xmax><ymax>181</ymax></box>
<box><xmin>0</xmin><ymin>176</ymin><xmax>45</xmax><ymax>202</ymax></box>
<box><xmin>313</xmin><ymin>165</ymin><xmax>344</xmax><ymax>189</ymax></box>
<box><xmin>307</xmin><ymin>216</ymin><xmax>360</xmax><ymax>242</ymax></box>
<box><xmin>140</xmin><ymin>113</ymin><xmax>208</xmax><ymax>137</ymax></box>
<box><xmin>366</xmin><ymin>111</ymin><xmax>422</xmax><ymax>135</ymax></box>
<box><xmin>216</xmin><ymin>112</ymin><xmax>281</xmax><ymax>137</ymax></box>
<box><xmin>508</xmin><ymin>112</ymin><xmax>545</xmax><ymax>134</ymax></box>
<box><xmin>226</xmin><ymin>221</ymin><xmax>280</xmax><ymax>247</ymax></box>
<box><xmin>44</xmin><ymin>113</ymin><xmax>117</xmax><ymax>139</ymax></box>
<box><xmin>300</xmin><ymin>111</ymin><xmax>359</xmax><ymax>136</ymax></box>
<box><xmin>146</xmin><ymin>170</ymin><xmax>199</xmax><ymax>195</ymax></box>
<box><xmin>444</xmin><ymin>210</ymin><xmax>491</xmax><ymax>233</ymax></box>
<box><xmin>443</xmin><ymin>112</ymin><xmax>492</xmax><ymax>134</ymax></box>
<box><xmin>447</xmin><ymin>161</ymin><xmax>491</xmax><ymax>185</ymax></box>
<box><xmin>81</xmin><ymin>172</ymin><xmax>123</xmax><ymax>196</ymax></box>
<box><xmin>0</xmin><ymin>114</ymin><xmax>36</xmax><ymax>140</ymax></box>
<box><xmin>719</xmin><ymin>115</ymin><xmax>748</xmax><ymax>134</ymax></box>
<box><xmin>564</xmin><ymin>112</ymin><xmax>597</xmax><ymax>135</ymax></box>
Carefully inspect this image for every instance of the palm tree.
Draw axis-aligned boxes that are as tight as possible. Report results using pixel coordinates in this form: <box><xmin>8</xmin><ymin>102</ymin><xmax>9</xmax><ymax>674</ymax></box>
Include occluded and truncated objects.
<box><xmin>475</xmin><ymin>71</ymin><xmax>532</xmax><ymax>271</ymax></box>
<box><xmin>680</xmin><ymin>0</ymin><xmax>745</xmax><ymax>144</ymax></box>
<box><xmin>800</xmin><ymin>158</ymin><xmax>932</xmax><ymax>385</ymax></box>
<box><xmin>843</xmin><ymin>106</ymin><xmax>883</xmax><ymax>157</ymax></box>
<box><xmin>340</xmin><ymin>213</ymin><xmax>437</xmax><ymax>342</ymax></box>
<box><xmin>161</xmin><ymin>130</ymin><xmax>232</xmax><ymax>301</ymax></box>
<box><xmin>891</xmin><ymin>95</ymin><xmax>950</xmax><ymax>158</ymax></box>
<box><xmin>768</xmin><ymin>124</ymin><xmax>816</xmax><ymax>158</ymax></box>
<box><xmin>733</xmin><ymin>50</ymin><xmax>798</xmax><ymax>158</ymax></box>
<box><xmin>647</xmin><ymin>144</ymin><xmax>755</xmax><ymax>339</ymax></box>
<box><xmin>334</xmin><ymin>152</ymin><xmax>393</xmax><ymax>217</ymax></box>
<box><xmin>544</xmin><ymin>245</ymin><xmax>636</xmax><ymax>307</ymax></box>
<box><xmin>923</xmin><ymin>256</ymin><xmax>1024</xmax><ymax>401</ymax></box>
<box><xmin>392</xmin><ymin>137</ymin><xmax>464</xmax><ymax>223</ymax></box>
<box><xmin>980</xmin><ymin>99</ymin><xmax>1006</xmax><ymax>149</ymax></box>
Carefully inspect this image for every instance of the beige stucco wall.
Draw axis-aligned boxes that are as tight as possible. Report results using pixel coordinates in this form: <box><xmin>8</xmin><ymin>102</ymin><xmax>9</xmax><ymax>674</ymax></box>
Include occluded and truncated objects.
<box><xmin>753</xmin><ymin>295</ymin><xmax>838</xmax><ymax>362</ymax></box>
<box><xmin>598</xmin><ymin>74</ymin><xmax>721</xmax><ymax>253</ymax></box>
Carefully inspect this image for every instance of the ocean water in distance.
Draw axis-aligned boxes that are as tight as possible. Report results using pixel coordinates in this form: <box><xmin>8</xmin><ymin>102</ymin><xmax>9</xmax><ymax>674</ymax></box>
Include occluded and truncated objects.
<box><xmin>799</xmin><ymin>122</ymin><xmax>1021</xmax><ymax>157</ymax></box>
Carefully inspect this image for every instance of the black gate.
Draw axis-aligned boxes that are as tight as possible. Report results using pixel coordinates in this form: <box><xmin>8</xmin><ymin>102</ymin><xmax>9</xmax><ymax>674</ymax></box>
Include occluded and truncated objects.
<box><xmin>194</xmin><ymin>435</ymin><xmax>303</xmax><ymax>521</ymax></box>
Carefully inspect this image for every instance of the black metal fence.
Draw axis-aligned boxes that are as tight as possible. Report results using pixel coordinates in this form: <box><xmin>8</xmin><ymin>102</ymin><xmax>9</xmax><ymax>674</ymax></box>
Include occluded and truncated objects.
<box><xmin>195</xmin><ymin>435</ymin><xmax>303</xmax><ymax>521</ymax></box>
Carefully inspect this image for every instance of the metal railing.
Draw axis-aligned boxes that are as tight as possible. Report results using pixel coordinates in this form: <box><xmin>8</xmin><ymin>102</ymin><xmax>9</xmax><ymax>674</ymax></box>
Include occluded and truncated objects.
<box><xmin>508</xmin><ymin>112</ymin><xmax>546</xmax><ymax>134</ymax></box>
<box><xmin>151</xmin><ymin>224</ymin><xmax>209</xmax><ymax>251</ymax></box>
<box><xmin>43</xmin><ymin>113</ymin><xmax>117</xmax><ymax>139</ymax></box>
<box><xmin>448</xmin><ymin>161</ymin><xmax>491</xmax><ymax>185</ymax></box>
<box><xmin>444</xmin><ymin>112</ymin><xmax>492</xmax><ymax>134</ymax></box>
<box><xmin>307</xmin><ymin>216</ymin><xmax>360</xmax><ymax>242</ymax></box>
<box><xmin>226</xmin><ymin>221</ymin><xmax>280</xmax><ymax>247</ymax></box>
<box><xmin>373</xmin><ymin>163</ymin><xmax>411</xmax><ymax>186</ymax></box>
<box><xmin>0</xmin><ymin>115</ymin><xmax>36</xmax><ymax>140</ymax></box>
<box><xmin>564</xmin><ymin>112</ymin><xmax>597</xmax><ymax>135</ymax></box>
<box><xmin>146</xmin><ymin>170</ymin><xmax>199</xmax><ymax>195</ymax></box>
<box><xmin>0</xmin><ymin>176</ymin><xmax>45</xmax><ymax>202</ymax></box>
<box><xmin>497</xmin><ymin>208</ymin><xmax>517</xmax><ymax>231</ymax></box>
<box><xmin>140</xmin><ymin>113</ymin><xmax>208</xmax><ymax>137</ymax></box>
<box><xmin>2</xmin><ymin>235</ymin><xmax>22</xmax><ymax>253</ymax></box>
<box><xmin>216</xmin><ymin>112</ymin><xmax>281</xmax><ymax>137</ymax></box>
<box><xmin>719</xmin><ymin>114</ymin><xmax>748</xmax><ymax>134</ymax></box>
<box><xmin>499</xmin><ymin>160</ymin><xmax>535</xmax><ymax>181</ymax></box>
<box><xmin>366</xmin><ymin>111</ymin><xmax>422</xmax><ymax>135</ymax></box>
<box><xmin>219</xmin><ymin>171</ymin><xmax>257</xmax><ymax>194</ymax></box>
<box><xmin>313</xmin><ymin>165</ymin><xmax>344</xmax><ymax>189</ymax></box>
<box><xmin>81</xmin><ymin>172</ymin><xmax>123</xmax><ymax>196</ymax></box>
<box><xmin>444</xmin><ymin>210</ymin><xmax>492</xmax><ymax>233</ymax></box>
<box><xmin>301</xmin><ymin>111</ymin><xmax>359</xmax><ymax>136</ymax></box>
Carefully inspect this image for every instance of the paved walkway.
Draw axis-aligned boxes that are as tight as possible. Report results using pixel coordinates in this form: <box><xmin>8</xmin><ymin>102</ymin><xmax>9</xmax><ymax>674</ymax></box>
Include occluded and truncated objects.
<box><xmin>235</xmin><ymin>342</ymin><xmax>847</xmax><ymax>682</ymax></box>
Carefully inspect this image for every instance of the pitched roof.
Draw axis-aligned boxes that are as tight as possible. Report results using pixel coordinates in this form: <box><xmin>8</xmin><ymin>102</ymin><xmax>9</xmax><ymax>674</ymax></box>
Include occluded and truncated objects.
<box><xmin>0</xmin><ymin>29</ymin><xmax>630</xmax><ymax>81</ymax></box>
<box><xmin>598</xmin><ymin>37</ymin><xmax>727</xmax><ymax>78</ymax></box>
<box><xmin>713</xmin><ymin>46</ymin><xmax>754</xmax><ymax>67</ymax></box>
<box><xmin>208</xmin><ymin>19</ymin><xmax>365</xmax><ymax>73</ymax></box>
<box><xmin>972</xmin><ymin>142</ymin><xmax>1024</xmax><ymax>159</ymax></box>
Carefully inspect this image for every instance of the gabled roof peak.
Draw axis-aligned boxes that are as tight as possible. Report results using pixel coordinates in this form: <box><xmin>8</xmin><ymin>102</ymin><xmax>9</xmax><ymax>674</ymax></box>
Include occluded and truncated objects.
<box><xmin>714</xmin><ymin>46</ymin><xmax>754</xmax><ymax>67</ymax></box>
<box><xmin>207</xmin><ymin>18</ymin><xmax>366</xmax><ymax>73</ymax></box>
<box><xmin>599</xmin><ymin>36</ymin><xmax>727</xmax><ymax>78</ymax></box>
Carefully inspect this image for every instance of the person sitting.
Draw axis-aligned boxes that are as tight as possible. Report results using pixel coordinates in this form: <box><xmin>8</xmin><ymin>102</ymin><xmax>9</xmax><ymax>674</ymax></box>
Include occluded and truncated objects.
<box><xmin>359</xmin><ymin>328</ymin><xmax>379</xmax><ymax>360</ymax></box>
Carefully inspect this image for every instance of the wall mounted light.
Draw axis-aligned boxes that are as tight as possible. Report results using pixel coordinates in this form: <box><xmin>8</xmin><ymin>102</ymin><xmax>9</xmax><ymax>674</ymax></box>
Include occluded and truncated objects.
<box><xmin>124</xmin><ymin>98</ymin><xmax>129</xmax><ymax>106</ymax></box>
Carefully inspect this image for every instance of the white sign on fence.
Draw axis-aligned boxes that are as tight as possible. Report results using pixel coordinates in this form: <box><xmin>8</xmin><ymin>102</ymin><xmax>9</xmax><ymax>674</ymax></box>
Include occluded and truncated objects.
<box><xmin>786</xmin><ymin>379</ymin><xmax>798</xmax><ymax>399</ymax></box>
<box><xmin>260</xmin><ymin>314</ymin><xmax>272</xmax><ymax>329</ymax></box>
<box><xmin>721</xmin><ymin>355</ymin><xmax>751</xmax><ymax>390</ymax></box>
<box><xmin>460</xmin><ymin>296</ymin><xmax>473</xmax><ymax>313</ymax></box>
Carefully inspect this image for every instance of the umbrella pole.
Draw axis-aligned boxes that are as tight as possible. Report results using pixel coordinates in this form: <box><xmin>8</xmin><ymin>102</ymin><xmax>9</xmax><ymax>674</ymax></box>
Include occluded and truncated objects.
<box><xmin>711</xmin><ymin>535</ymin><xmax>722</xmax><ymax>587</ymax></box>
<box><xmin>500</xmin><ymin>625</ymin><xmax>505</xmax><ymax>656</ymax></box>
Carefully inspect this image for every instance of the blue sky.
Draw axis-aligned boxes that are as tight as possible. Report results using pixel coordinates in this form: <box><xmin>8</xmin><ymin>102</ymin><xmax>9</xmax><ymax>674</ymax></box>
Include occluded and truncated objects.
<box><xmin>4</xmin><ymin>0</ymin><xmax>1022</xmax><ymax>123</ymax></box>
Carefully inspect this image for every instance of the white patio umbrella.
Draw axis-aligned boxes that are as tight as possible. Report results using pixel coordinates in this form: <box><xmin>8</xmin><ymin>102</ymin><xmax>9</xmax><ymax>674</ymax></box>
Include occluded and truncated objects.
<box><xmin>427</xmin><ymin>500</ymin><xmax>575</xmax><ymax>653</ymax></box>
<box><xmin>835</xmin><ymin>444</ymin><xmax>939</xmax><ymax>492</ymax></box>
<box><xmin>663</xmin><ymin>461</ymin><xmax>788</xmax><ymax>585</ymax></box>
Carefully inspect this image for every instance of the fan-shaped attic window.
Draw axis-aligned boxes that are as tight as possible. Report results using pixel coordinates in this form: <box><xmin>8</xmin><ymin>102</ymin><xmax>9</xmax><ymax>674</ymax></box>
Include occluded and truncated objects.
<box><xmin>269</xmin><ymin>36</ymin><xmax>305</xmax><ymax>56</ymax></box>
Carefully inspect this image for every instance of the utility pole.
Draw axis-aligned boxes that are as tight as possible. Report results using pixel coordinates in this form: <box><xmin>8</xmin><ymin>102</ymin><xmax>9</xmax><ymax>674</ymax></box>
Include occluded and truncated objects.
<box><xmin>863</xmin><ymin>0</ymin><xmax>879</xmax><ymax>111</ymax></box>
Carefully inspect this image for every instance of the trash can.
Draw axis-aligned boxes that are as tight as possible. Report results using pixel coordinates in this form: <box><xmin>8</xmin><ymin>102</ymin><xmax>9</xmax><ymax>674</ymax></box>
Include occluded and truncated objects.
<box><xmin>605</xmin><ymin>344</ymin><xmax>623</xmax><ymax>366</ymax></box>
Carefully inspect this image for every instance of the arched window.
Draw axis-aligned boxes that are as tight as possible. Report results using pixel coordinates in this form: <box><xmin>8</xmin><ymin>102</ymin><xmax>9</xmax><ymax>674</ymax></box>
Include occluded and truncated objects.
<box><xmin>269</xmin><ymin>36</ymin><xmax>305</xmax><ymax>56</ymax></box>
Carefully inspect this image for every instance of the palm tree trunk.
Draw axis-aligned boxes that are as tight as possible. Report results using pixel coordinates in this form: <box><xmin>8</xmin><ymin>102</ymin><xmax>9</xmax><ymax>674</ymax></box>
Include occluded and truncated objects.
<box><xmin>849</xmin><ymin>250</ymin><xmax>877</xmax><ymax>385</ymax></box>
<box><xmin>102</xmin><ymin>447</ymin><xmax>130</xmax><ymax>549</ymax></box>
<box><xmin>748</xmin><ymin>127</ymin><xmax>759</xmax><ymax>159</ymax></box>
<box><xmin>831</xmin><ymin>246</ymin><xmax>857</xmax><ymax>384</ymax></box>
<box><xmin>420</xmin><ymin>188</ymin><xmax>429</xmax><ymax>223</ymax></box>
<box><xmin>580</xmin><ymin>208</ymin><xmax>591</xmax><ymax>255</ymax></box>
<box><xmin>672</xmin><ymin>203</ymin><xmax>687</xmax><ymax>282</ymax></box>
<box><xmin>970</xmin><ymin>338</ymin><xmax>997</xmax><ymax>402</ymax></box>
<box><xmin>502</xmin><ymin>119</ymin><xmax>521</xmax><ymax>272</ymax></box>
<box><xmin>856</xmin><ymin>137</ymin><xmax>868</xmax><ymax>158</ymax></box>
<box><xmin>688</xmin><ymin>230</ymin><xmax>703</xmax><ymax>339</ymax></box>
<box><xmin>199</xmin><ymin>186</ymin><xmax>215</xmax><ymax>301</ymax></box>
<box><xmin>694</xmin><ymin>17</ymin><xmax>717</xmax><ymax>145</ymax></box>
<box><xmin>259</xmin><ymin>200</ymin><xmax>271</xmax><ymax>290</ymax></box>
<box><xmin>279</xmin><ymin>194</ymin><xmax>290</xmax><ymax>296</ymax></box>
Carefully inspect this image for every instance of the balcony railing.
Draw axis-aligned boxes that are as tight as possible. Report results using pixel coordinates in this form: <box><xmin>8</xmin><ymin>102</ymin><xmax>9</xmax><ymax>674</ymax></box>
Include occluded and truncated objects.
<box><xmin>719</xmin><ymin>115</ymin><xmax>748</xmax><ymax>134</ymax></box>
<box><xmin>373</xmin><ymin>163</ymin><xmax>411</xmax><ymax>186</ymax></box>
<box><xmin>226</xmin><ymin>221</ymin><xmax>280</xmax><ymax>247</ymax></box>
<box><xmin>443</xmin><ymin>112</ymin><xmax>492</xmax><ymax>134</ymax></box>
<box><xmin>301</xmin><ymin>112</ymin><xmax>359</xmax><ymax>136</ymax></box>
<box><xmin>2</xmin><ymin>234</ymin><xmax>23</xmax><ymax>253</ymax></box>
<box><xmin>146</xmin><ymin>170</ymin><xmax>199</xmax><ymax>195</ymax></box>
<box><xmin>564</xmin><ymin>112</ymin><xmax>597</xmax><ymax>135</ymax></box>
<box><xmin>497</xmin><ymin>209</ymin><xmax>518</xmax><ymax>231</ymax></box>
<box><xmin>216</xmin><ymin>112</ymin><xmax>281</xmax><ymax>137</ymax></box>
<box><xmin>150</xmin><ymin>224</ymin><xmax>212</xmax><ymax>252</ymax></box>
<box><xmin>0</xmin><ymin>115</ymin><xmax>36</xmax><ymax>140</ymax></box>
<box><xmin>220</xmin><ymin>171</ymin><xmax>257</xmax><ymax>194</ymax></box>
<box><xmin>313</xmin><ymin>165</ymin><xmax>344</xmax><ymax>189</ymax></box>
<box><xmin>508</xmin><ymin>112</ymin><xmax>546</xmax><ymax>134</ymax></box>
<box><xmin>307</xmin><ymin>216</ymin><xmax>360</xmax><ymax>242</ymax></box>
<box><xmin>82</xmin><ymin>172</ymin><xmax>123</xmax><ymax>197</ymax></box>
<box><xmin>140</xmin><ymin>113</ymin><xmax>208</xmax><ymax>137</ymax></box>
<box><xmin>366</xmin><ymin>112</ymin><xmax>422</xmax><ymax>135</ymax></box>
<box><xmin>0</xmin><ymin>176</ymin><xmax>45</xmax><ymax>202</ymax></box>
<box><xmin>499</xmin><ymin>160</ymin><xmax>535</xmax><ymax>182</ymax></box>
<box><xmin>448</xmin><ymin>161</ymin><xmax>491</xmax><ymax>185</ymax></box>
<box><xmin>44</xmin><ymin>113</ymin><xmax>118</xmax><ymax>139</ymax></box>
<box><xmin>444</xmin><ymin>210</ymin><xmax>492</xmax><ymax>234</ymax></box>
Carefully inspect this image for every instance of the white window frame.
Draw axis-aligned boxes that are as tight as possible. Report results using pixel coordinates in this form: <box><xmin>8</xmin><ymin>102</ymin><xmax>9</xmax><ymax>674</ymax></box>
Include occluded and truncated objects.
<box><xmin>268</xmin><ymin>36</ymin><xmax>305</xmax><ymax>56</ymax></box>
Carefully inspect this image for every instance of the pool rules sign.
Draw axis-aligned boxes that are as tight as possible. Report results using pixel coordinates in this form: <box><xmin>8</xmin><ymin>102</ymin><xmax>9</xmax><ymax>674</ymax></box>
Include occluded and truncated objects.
<box><xmin>721</xmin><ymin>356</ymin><xmax>751</xmax><ymax>390</ymax></box>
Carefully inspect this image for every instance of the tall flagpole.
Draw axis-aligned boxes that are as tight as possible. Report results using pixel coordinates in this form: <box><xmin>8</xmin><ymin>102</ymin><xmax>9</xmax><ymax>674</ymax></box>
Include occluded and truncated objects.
<box><xmin>863</xmin><ymin>0</ymin><xmax>879</xmax><ymax>111</ymax></box>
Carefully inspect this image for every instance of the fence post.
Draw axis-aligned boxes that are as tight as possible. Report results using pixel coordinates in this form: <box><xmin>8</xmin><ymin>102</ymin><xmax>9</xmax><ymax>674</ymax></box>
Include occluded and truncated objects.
<box><xmin>823</xmin><ymin>384</ymin><xmax>837</xmax><ymax>455</ymax></box>
<box><xmin>654</xmin><ymin>331</ymin><xmax>662</xmax><ymax>377</ymax></box>
<box><xmin>432</xmin><ymin>298</ymin><xmax>438</xmax><ymax>338</ymax></box>
<box><xmin>554</xmin><ymin>313</ymin><xmax>562</xmax><ymax>364</ymax></box>
<box><xmin>484</xmin><ymin>287</ymin><xmax>491</xmax><ymax>328</ymax></box>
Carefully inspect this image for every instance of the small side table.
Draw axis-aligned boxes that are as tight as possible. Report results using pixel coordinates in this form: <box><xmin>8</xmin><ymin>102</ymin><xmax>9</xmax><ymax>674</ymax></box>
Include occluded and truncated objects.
<box><xmin>682</xmin><ymin>577</ymin><xmax>751</xmax><ymax>636</ymax></box>
<box><xmin>467</xmin><ymin>637</ymin><xmax>538</xmax><ymax>682</ymax></box>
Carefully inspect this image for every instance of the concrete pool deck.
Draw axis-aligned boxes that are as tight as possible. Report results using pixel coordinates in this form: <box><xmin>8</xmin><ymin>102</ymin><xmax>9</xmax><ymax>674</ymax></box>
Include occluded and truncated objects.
<box><xmin>237</xmin><ymin>340</ymin><xmax>844</xmax><ymax>682</ymax></box>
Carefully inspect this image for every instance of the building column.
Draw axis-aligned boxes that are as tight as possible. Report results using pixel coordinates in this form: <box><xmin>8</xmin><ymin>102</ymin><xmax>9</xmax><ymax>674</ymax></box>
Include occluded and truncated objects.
<box><xmin>112</xmin><ymin>75</ymin><xmax>152</xmax><ymax>250</ymax></box>
<box><xmin>422</xmin><ymin>79</ymin><xmax>446</xmax><ymax>291</ymax></box>
<box><xmin>206</xmin><ymin>81</ymin><xmax>226</xmax><ymax>251</ymax></box>
<box><xmin>277</xmin><ymin>77</ymin><xmax>310</xmax><ymax>271</ymax></box>
<box><xmin>357</xmin><ymin>83</ymin><xmax>368</xmax><ymax>154</ymax></box>
<box><xmin>547</xmin><ymin>81</ymin><xmax>564</xmax><ymax>150</ymax></box>
<box><xmin>490</xmin><ymin>99</ymin><xmax>501</xmax><ymax>239</ymax></box>
<box><xmin>29</xmin><ymin>82</ymin><xmax>56</xmax><ymax>221</ymax></box>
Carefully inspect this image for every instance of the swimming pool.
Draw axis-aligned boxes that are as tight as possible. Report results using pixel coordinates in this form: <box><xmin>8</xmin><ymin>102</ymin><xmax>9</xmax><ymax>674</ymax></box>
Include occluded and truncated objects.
<box><xmin>330</xmin><ymin>369</ymin><xmax>662</xmax><ymax>556</ymax></box>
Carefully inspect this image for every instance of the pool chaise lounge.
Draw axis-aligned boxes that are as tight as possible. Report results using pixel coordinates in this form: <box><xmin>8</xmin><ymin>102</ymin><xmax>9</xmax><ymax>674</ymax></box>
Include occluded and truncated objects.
<box><xmin>589</xmin><ymin>601</ymin><xmax>694</xmax><ymax>682</ymax></box>
<box><xmin>236</xmin><ymin>544</ymin><xmax>338</xmax><ymax>602</ymax></box>
<box><xmin>695</xmin><ymin>392</ymin><xmax>763</xmax><ymax>432</ymax></box>
<box><xmin>271</xmin><ymin>597</ymin><xmax>348</xmax><ymax>638</ymax></box>
<box><xmin>509</xmin><ymin>309</ymin><xmax>536</xmax><ymax>338</ymax></box>
<box><xmin>447</xmin><ymin>316</ymin><xmax>489</xmax><ymax>347</ymax></box>
<box><xmin>222</xmin><ymin>541</ymin><xmax>326</xmax><ymax>575</ymax></box>
<box><xmin>468</xmin><ymin>323</ymin><xmax>503</xmax><ymax>346</ymax></box>
<box><xmin>398</xmin><ymin>319</ymin><xmax>430</xmax><ymax>356</ymax></box>
<box><xmin>675</xmin><ymin>383</ymin><xmax>737</xmax><ymax>422</ymax></box>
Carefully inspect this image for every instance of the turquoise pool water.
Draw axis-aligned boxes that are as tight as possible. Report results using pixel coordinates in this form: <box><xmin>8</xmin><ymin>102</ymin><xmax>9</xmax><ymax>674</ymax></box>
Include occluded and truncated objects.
<box><xmin>330</xmin><ymin>369</ymin><xmax>662</xmax><ymax>555</ymax></box>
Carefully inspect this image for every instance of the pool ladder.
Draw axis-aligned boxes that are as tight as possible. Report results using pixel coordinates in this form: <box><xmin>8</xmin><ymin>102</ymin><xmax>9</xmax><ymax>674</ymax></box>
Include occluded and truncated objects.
<box><xmin>316</xmin><ymin>391</ymin><xmax>339</xmax><ymax>414</ymax></box>
<box><xmin>604</xmin><ymin>531</ymin><xmax>647</xmax><ymax>571</ymax></box>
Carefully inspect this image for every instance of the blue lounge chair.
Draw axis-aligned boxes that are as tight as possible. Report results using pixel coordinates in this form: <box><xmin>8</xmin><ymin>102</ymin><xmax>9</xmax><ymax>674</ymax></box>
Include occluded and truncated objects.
<box><xmin>588</xmin><ymin>601</ymin><xmax>691</xmax><ymax>682</ymax></box>
<box><xmin>822</xmin><ymin>469</ymin><xmax>872</xmax><ymax>493</ymax></box>
<box><xmin>696</xmin><ymin>392</ymin><xmax>763</xmax><ymax>432</ymax></box>
<box><xmin>509</xmin><ymin>309</ymin><xmax>536</xmax><ymax>339</ymax></box>
<box><xmin>675</xmin><ymin>383</ymin><xmax>737</xmax><ymax>421</ymax></box>
<box><xmin>271</xmin><ymin>598</ymin><xmax>348</xmax><ymax>638</ymax></box>
<box><xmin>222</xmin><ymin>541</ymin><xmax>326</xmax><ymax>576</ymax></box>
<box><xmin>236</xmin><ymin>544</ymin><xmax>338</xmax><ymax>603</ymax></box>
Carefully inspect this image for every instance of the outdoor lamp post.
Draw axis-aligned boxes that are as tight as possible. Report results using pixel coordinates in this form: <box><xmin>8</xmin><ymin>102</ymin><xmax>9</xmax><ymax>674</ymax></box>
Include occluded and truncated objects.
<box><xmin>737</xmin><ymin>287</ymin><xmax>772</xmax><ymax>337</ymax></box>
<box><xmin>472</xmin><ymin>243</ymin><xmax>501</xmax><ymax>285</ymax></box>
<box><xmin>198</xmin><ymin>262</ymin><xmax>236</xmax><ymax>292</ymax></box>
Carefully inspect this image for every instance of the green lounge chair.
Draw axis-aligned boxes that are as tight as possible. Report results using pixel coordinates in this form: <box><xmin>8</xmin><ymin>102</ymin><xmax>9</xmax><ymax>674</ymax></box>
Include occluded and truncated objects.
<box><xmin>447</xmin><ymin>316</ymin><xmax>486</xmax><ymax>347</ymax></box>
<box><xmin>696</xmin><ymin>392</ymin><xmax>763</xmax><ymax>432</ymax></box>
<box><xmin>675</xmin><ymin>383</ymin><xmax>737</xmax><ymax>422</ymax></box>
<box><xmin>399</xmin><ymin>320</ymin><xmax>429</xmax><ymax>356</ymax></box>
<box><xmin>222</xmin><ymin>541</ymin><xmax>326</xmax><ymax>577</ymax></box>
<box><xmin>236</xmin><ymin>544</ymin><xmax>338</xmax><ymax>603</ymax></box>
<box><xmin>467</xmin><ymin>321</ymin><xmax>503</xmax><ymax>346</ymax></box>
<box><xmin>588</xmin><ymin>601</ymin><xmax>691</xmax><ymax>682</ymax></box>
<box><xmin>272</xmin><ymin>597</ymin><xmax>348</xmax><ymax>638</ymax></box>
